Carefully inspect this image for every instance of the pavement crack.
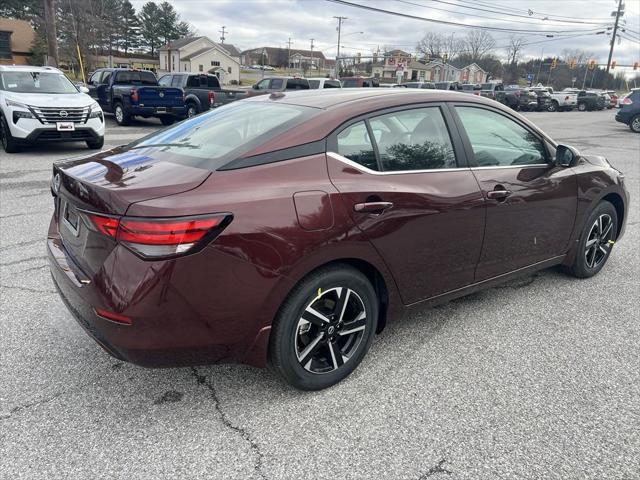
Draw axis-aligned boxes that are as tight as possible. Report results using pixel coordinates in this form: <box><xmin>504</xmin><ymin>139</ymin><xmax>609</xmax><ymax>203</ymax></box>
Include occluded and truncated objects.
<box><xmin>0</xmin><ymin>284</ymin><xmax>56</xmax><ymax>295</ymax></box>
<box><xmin>495</xmin><ymin>273</ymin><xmax>539</xmax><ymax>290</ymax></box>
<box><xmin>0</xmin><ymin>255</ymin><xmax>47</xmax><ymax>267</ymax></box>
<box><xmin>2</xmin><ymin>382</ymin><xmax>92</xmax><ymax>421</ymax></box>
<box><xmin>419</xmin><ymin>459</ymin><xmax>452</xmax><ymax>478</ymax></box>
<box><xmin>190</xmin><ymin>367</ymin><xmax>267</xmax><ymax>479</ymax></box>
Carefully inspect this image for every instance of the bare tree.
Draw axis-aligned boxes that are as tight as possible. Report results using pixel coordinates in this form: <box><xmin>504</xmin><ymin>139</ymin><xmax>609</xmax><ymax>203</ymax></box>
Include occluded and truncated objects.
<box><xmin>505</xmin><ymin>35</ymin><xmax>525</xmax><ymax>65</ymax></box>
<box><xmin>417</xmin><ymin>32</ymin><xmax>463</xmax><ymax>61</ymax></box>
<box><xmin>560</xmin><ymin>48</ymin><xmax>594</xmax><ymax>65</ymax></box>
<box><xmin>464</xmin><ymin>30</ymin><xmax>495</xmax><ymax>62</ymax></box>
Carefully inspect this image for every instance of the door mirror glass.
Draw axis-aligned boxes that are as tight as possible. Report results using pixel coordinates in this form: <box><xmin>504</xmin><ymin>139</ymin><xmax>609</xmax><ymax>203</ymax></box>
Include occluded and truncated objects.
<box><xmin>556</xmin><ymin>144</ymin><xmax>579</xmax><ymax>167</ymax></box>
<box><xmin>77</xmin><ymin>85</ymin><xmax>89</xmax><ymax>94</ymax></box>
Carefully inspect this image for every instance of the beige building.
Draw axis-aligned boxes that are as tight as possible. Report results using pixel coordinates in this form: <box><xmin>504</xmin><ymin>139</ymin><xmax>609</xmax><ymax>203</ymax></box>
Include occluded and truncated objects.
<box><xmin>0</xmin><ymin>18</ymin><xmax>35</xmax><ymax>65</ymax></box>
<box><xmin>158</xmin><ymin>37</ymin><xmax>241</xmax><ymax>84</ymax></box>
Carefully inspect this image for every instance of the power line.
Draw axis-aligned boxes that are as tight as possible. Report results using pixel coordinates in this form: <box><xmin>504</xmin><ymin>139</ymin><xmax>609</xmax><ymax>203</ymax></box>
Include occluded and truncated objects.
<box><xmin>455</xmin><ymin>0</ymin><xmax>612</xmax><ymax>22</ymax></box>
<box><xmin>326</xmin><ymin>0</ymin><xmax>612</xmax><ymax>34</ymax></box>
<box><xmin>401</xmin><ymin>0</ymin><xmax>611</xmax><ymax>26</ymax></box>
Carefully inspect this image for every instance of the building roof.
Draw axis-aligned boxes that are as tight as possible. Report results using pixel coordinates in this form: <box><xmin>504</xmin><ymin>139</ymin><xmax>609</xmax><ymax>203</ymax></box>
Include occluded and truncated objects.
<box><xmin>241</xmin><ymin>46</ymin><xmax>326</xmax><ymax>60</ymax></box>
<box><xmin>180</xmin><ymin>47</ymin><xmax>213</xmax><ymax>61</ymax></box>
<box><xmin>220</xmin><ymin>44</ymin><xmax>241</xmax><ymax>57</ymax></box>
<box><xmin>160</xmin><ymin>36</ymin><xmax>204</xmax><ymax>50</ymax></box>
<box><xmin>385</xmin><ymin>49</ymin><xmax>411</xmax><ymax>57</ymax></box>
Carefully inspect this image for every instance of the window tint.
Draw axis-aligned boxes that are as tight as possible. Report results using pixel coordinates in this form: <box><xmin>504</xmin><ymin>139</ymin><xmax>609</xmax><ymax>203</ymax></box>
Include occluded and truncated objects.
<box><xmin>254</xmin><ymin>79</ymin><xmax>269</xmax><ymax>90</ymax></box>
<box><xmin>0</xmin><ymin>31</ymin><xmax>11</xmax><ymax>59</ymax></box>
<box><xmin>270</xmin><ymin>78</ymin><xmax>284</xmax><ymax>89</ymax></box>
<box><xmin>101</xmin><ymin>71</ymin><xmax>112</xmax><ymax>85</ymax></box>
<box><xmin>308</xmin><ymin>80</ymin><xmax>320</xmax><ymax>89</ymax></box>
<box><xmin>286</xmin><ymin>79</ymin><xmax>309</xmax><ymax>90</ymax></box>
<box><xmin>89</xmin><ymin>71</ymin><xmax>103</xmax><ymax>85</ymax></box>
<box><xmin>114</xmin><ymin>71</ymin><xmax>156</xmax><ymax>85</ymax></box>
<box><xmin>158</xmin><ymin>75</ymin><xmax>172</xmax><ymax>86</ymax></box>
<box><xmin>186</xmin><ymin>75</ymin><xmax>201</xmax><ymax>87</ymax></box>
<box><xmin>129</xmin><ymin>102</ymin><xmax>317</xmax><ymax>169</ymax></box>
<box><xmin>342</xmin><ymin>79</ymin><xmax>358</xmax><ymax>88</ymax></box>
<box><xmin>324</xmin><ymin>80</ymin><xmax>341</xmax><ymax>88</ymax></box>
<box><xmin>207</xmin><ymin>75</ymin><xmax>220</xmax><ymax>88</ymax></box>
<box><xmin>336</xmin><ymin>121</ymin><xmax>378</xmax><ymax>171</ymax></box>
<box><xmin>369</xmin><ymin>107</ymin><xmax>456</xmax><ymax>171</ymax></box>
<box><xmin>455</xmin><ymin>106</ymin><xmax>547</xmax><ymax>167</ymax></box>
<box><xmin>171</xmin><ymin>75</ymin><xmax>184</xmax><ymax>87</ymax></box>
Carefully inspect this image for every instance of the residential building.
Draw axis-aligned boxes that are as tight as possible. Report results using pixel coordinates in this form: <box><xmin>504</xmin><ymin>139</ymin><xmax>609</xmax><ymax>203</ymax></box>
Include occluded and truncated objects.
<box><xmin>372</xmin><ymin>57</ymin><xmax>488</xmax><ymax>84</ymax></box>
<box><xmin>158</xmin><ymin>36</ymin><xmax>241</xmax><ymax>84</ymax></box>
<box><xmin>459</xmin><ymin>63</ymin><xmax>488</xmax><ymax>84</ymax></box>
<box><xmin>241</xmin><ymin>47</ymin><xmax>329</xmax><ymax>69</ymax></box>
<box><xmin>0</xmin><ymin>18</ymin><xmax>35</xmax><ymax>65</ymax></box>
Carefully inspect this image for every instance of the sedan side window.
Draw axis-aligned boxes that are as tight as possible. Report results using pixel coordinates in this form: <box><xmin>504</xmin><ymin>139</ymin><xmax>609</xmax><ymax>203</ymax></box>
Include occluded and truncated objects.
<box><xmin>369</xmin><ymin>107</ymin><xmax>457</xmax><ymax>171</ymax></box>
<box><xmin>455</xmin><ymin>106</ymin><xmax>547</xmax><ymax>167</ymax></box>
<box><xmin>336</xmin><ymin>121</ymin><xmax>378</xmax><ymax>171</ymax></box>
<box><xmin>270</xmin><ymin>78</ymin><xmax>284</xmax><ymax>89</ymax></box>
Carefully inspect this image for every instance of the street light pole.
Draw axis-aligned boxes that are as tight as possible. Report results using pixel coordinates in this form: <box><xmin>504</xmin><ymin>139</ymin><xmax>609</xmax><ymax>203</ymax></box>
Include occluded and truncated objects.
<box><xmin>606</xmin><ymin>0</ymin><xmax>624</xmax><ymax>74</ymax></box>
<box><xmin>334</xmin><ymin>16</ymin><xmax>347</xmax><ymax>77</ymax></box>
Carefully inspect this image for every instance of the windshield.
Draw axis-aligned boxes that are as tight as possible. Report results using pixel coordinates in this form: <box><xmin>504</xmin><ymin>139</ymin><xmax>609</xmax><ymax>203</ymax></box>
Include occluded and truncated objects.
<box><xmin>128</xmin><ymin>101</ymin><xmax>318</xmax><ymax>170</ymax></box>
<box><xmin>0</xmin><ymin>71</ymin><xmax>78</xmax><ymax>94</ymax></box>
<box><xmin>114</xmin><ymin>71</ymin><xmax>157</xmax><ymax>85</ymax></box>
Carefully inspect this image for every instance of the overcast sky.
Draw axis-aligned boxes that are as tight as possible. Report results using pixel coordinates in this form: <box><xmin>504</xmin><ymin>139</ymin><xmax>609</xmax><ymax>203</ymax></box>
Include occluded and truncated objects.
<box><xmin>133</xmin><ymin>0</ymin><xmax>639</xmax><ymax>66</ymax></box>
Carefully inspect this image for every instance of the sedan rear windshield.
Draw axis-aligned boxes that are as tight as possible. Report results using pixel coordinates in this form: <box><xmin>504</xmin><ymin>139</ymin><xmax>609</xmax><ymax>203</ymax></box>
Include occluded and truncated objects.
<box><xmin>127</xmin><ymin>101</ymin><xmax>318</xmax><ymax>170</ymax></box>
<box><xmin>342</xmin><ymin>79</ymin><xmax>359</xmax><ymax>88</ymax></box>
<box><xmin>0</xmin><ymin>71</ymin><xmax>78</xmax><ymax>94</ymax></box>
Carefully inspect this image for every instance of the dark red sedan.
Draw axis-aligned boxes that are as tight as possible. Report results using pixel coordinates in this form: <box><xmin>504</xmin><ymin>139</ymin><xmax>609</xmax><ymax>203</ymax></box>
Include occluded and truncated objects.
<box><xmin>49</xmin><ymin>89</ymin><xmax>629</xmax><ymax>390</ymax></box>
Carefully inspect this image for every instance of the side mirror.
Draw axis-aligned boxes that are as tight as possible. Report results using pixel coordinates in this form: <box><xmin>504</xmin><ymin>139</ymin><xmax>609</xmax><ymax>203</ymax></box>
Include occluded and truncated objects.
<box><xmin>252</xmin><ymin>84</ymin><xmax>259</xmax><ymax>90</ymax></box>
<box><xmin>78</xmin><ymin>85</ymin><xmax>89</xmax><ymax>94</ymax></box>
<box><xmin>556</xmin><ymin>144</ymin><xmax>580</xmax><ymax>167</ymax></box>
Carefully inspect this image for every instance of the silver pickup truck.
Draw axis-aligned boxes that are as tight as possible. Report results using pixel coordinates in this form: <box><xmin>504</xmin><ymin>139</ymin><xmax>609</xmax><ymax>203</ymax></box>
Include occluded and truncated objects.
<box><xmin>532</xmin><ymin>86</ymin><xmax>578</xmax><ymax>112</ymax></box>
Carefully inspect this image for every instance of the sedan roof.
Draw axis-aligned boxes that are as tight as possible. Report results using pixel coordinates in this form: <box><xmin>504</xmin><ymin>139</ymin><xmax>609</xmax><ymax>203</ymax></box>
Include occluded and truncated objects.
<box><xmin>245</xmin><ymin>88</ymin><xmax>491</xmax><ymax>110</ymax></box>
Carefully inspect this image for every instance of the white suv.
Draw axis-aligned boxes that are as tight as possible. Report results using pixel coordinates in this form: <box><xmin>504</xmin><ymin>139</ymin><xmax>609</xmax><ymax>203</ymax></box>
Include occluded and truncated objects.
<box><xmin>0</xmin><ymin>65</ymin><xmax>105</xmax><ymax>153</ymax></box>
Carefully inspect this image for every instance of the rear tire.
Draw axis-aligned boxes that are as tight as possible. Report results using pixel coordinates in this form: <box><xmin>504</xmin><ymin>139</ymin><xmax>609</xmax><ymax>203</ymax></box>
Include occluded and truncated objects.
<box><xmin>186</xmin><ymin>103</ymin><xmax>198</xmax><ymax>118</ymax></box>
<box><xmin>86</xmin><ymin>136</ymin><xmax>104</xmax><ymax>149</ymax></box>
<box><xmin>270</xmin><ymin>264</ymin><xmax>379</xmax><ymax>390</ymax></box>
<box><xmin>0</xmin><ymin>116</ymin><xmax>20</xmax><ymax>153</ymax></box>
<box><xmin>629</xmin><ymin>115</ymin><xmax>640</xmax><ymax>133</ymax></box>
<box><xmin>113</xmin><ymin>103</ymin><xmax>130</xmax><ymax>126</ymax></box>
<box><xmin>159</xmin><ymin>116</ymin><xmax>175</xmax><ymax>126</ymax></box>
<box><xmin>547</xmin><ymin>101</ymin><xmax>559</xmax><ymax>112</ymax></box>
<box><xmin>564</xmin><ymin>201</ymin><xmax>618</xmax><ymax>279</ymax></box>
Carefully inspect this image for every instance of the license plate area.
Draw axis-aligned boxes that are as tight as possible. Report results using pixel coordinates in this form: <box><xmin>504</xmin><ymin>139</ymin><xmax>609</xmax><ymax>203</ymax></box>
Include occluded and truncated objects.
<box><xmin>156</xmin><ymin>107</ymin><xmax>167</xmax><ymax>113</ymax></box>
<box><xmin>62</xmin><ymin>200</ymin><xmax>80</xmax><ymax>237</ymax></box>
<box><xmin>57</xmin><ymin>121</ymin><xmax>75</xmax><ymax>131</ymax></box>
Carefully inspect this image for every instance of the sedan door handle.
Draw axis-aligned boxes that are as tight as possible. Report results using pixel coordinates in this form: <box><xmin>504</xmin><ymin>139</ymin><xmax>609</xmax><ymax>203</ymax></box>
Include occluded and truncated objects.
<box><xmin>353</xmin><ymin>201</ymin><xmax>394</xmax><ymax>214</ymax></box>
<box><xmin>486</xmin><ymin>189</ymin><xmax>512</xmax><ymax>200</ymax></box>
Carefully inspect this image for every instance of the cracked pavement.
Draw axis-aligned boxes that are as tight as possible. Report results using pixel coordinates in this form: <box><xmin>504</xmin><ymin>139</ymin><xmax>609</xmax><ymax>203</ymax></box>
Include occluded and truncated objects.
<box><xmin>1</xmin><ymin>112</ymin><xmax>639</xmax><ymax>479</ymax></box>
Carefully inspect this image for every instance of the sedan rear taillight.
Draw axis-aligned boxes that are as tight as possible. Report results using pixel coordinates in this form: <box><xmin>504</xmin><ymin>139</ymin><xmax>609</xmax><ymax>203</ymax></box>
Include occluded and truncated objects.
<box><xmin>85</xmin><ymin>212</ymin><xmax>232</xmax><ymax>259</ymax></box>
<box><xmin>208</xmin><ymin>90</ymin><xmax>215</xmax><ymax>106</ymax></box>
<box><xmin>621</xmin><ymin>97</ymin><xmax>633</xmax><ymax>105</ymax></box>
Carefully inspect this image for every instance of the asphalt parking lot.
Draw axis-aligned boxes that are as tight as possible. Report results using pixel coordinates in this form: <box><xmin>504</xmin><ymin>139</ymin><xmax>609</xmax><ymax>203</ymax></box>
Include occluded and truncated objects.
<box><xmin>1</xmin><ymin>109</ymin><xmax>638</xmax><ymax>479</ymax></box>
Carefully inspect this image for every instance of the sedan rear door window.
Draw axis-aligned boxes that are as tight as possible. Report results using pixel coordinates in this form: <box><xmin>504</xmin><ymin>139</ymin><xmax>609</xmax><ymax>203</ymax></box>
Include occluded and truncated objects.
<box><xmin>455</xmin><ymin>106</ymin><xmax>547</xmax><ymax>167</ymax></box>
<box><xmin>368</xmin><ymin>107</ymin><xmax>457</xmax><ymax>171</ymax></box>
<box><xmin>336</xmin><ymin>121</ymin><xmax>378</xmax><ymax>171</ymax></box>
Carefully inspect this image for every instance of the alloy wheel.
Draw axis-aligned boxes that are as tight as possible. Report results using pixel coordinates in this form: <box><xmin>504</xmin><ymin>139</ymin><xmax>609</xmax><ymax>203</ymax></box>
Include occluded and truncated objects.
<box><xmin>115</xmin><ymin>106</ymin><xmax>124</xmax><ymax>123</ymax></box>
<box><xmin>187</xmin><ymin>106</ymin><xmax>197</xmax><ymax>118</ymax></box>
<box><xmin>632</xmin><ymin>116</ymin><xmax>640</xmax><ymax>133</ymax></box>
<box><xmin>294</xmin><ymin>287</ymin><xmax>367</xmax><ymax>374</ymax></box>
<box><xmin>584</xmin><ymin>214</ymin><xmax>614</xmax><ymax>269</ymax></box>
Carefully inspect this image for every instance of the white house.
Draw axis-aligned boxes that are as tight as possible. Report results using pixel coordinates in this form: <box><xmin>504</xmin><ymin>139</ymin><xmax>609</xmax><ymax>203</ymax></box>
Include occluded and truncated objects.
<box><xmin>158</xmin><ymin>36</ymin><xmax>241</xmax><ymax>84</ymax></box>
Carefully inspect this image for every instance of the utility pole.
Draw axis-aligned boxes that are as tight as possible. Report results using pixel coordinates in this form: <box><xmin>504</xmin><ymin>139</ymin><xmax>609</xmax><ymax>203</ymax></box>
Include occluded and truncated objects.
<box><xmin>310</xmin><ymin>39</ymin><xmax>314</xmax><ymax>71</ymax></box>
<box><xmin>43</xmin><ymin>0</ymin><xmax>59</xmax><ymax>67</ymax></box>
<box><xmin>219</xmin><ymin>26</ymin><xmax>227</xmax><ymax>44</ymax></box>
<box><xmin>606</xmin><ymin>0</ymin><xmax>624</xmax><ymax>74</ymax></box>
<box><xmin>286</xmin><ymin>37</ymin><xmax>292</xmax><ymax>71</ymax></box>
<box><xmin>334</xmin><ymin>16</ymin><xmax>347</xmax><ymax>77</ymax></box>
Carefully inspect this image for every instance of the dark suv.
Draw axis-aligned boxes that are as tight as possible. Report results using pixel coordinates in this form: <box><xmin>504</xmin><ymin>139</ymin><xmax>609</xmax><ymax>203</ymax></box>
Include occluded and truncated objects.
<box><xmin>615</xmin><ymin>89</ymin><xmax>640</xmax><ymax>132</ymax></box>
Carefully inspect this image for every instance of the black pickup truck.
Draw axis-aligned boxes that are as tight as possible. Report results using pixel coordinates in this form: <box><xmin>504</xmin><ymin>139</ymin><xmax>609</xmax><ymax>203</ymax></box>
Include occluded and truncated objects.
<box><xmin>158</xmin><ymin>73</ymin><xmax>248</xmax><ymax>117</ymax></box>
<box><xmin>87</xmin><ymin>68</ymin><xmax>186</xmax><ymax>126</ymax></box>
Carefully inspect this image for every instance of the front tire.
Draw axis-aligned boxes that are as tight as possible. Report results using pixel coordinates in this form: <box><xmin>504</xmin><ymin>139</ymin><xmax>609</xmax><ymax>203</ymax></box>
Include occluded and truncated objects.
<box><xmin>270</xmin><ymin>265</ymin><xmax>379</xmax><ymax>390</ymax></box>
<box><xmin>186</xmin><ymin>103</ymin><xmax>198</xmax><ymax>118</ymax></box>
<box><xmin>86</xmin><ymin>136</ymin><xmax>104</xmax><ymax>149</ymax></box>
<box><xmin>630</xmin><ymin>115</ymin><xmax>640</xmax><ymax>133</ymax></box>
<box><xmin>0</xmin><ymin>116</ymin><xmax>20</xmax><ymax>153</ymax></box>
<box><xmin>547</xmin><ymin>101</ymin><xmax>559</xmax><ymax>112</ymax></box>
<box><xmin>565</xmin><ymin>201</ymin><xmax>618</xmax><ymax>278</ymax></box>
<box><xmin>577</xmin><ymin>102</ymin><xmax>587</xmax><ymax>112</ymax></box>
